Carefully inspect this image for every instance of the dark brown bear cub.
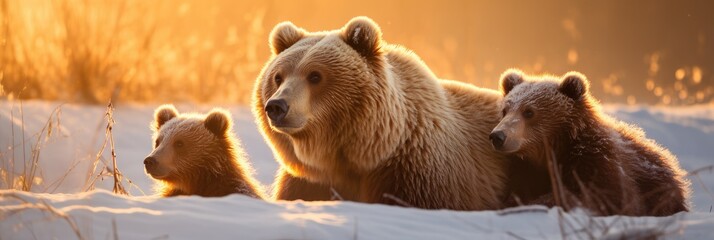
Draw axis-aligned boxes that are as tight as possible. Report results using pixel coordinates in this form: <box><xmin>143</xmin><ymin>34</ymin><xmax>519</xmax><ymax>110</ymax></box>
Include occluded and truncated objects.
<box><xmin>144</xmin><ymin>104</ymin><xmax>265</xmax><ymax>199</ymax></box>
<box><xmin>490</xmin><ymin>69</ymin><xmax>690</xmax><ymax>216</ymax></box>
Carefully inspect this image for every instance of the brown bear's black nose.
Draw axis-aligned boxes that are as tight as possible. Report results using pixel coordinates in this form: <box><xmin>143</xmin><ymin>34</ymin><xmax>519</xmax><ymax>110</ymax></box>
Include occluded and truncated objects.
<box><xmin>489</xmin><ymin>131</ymin><xmax>507</xmax><ymax>150</ymax></box>
<box><xmin>265</xmin><ymin>99</ymin><xmax>289</xmax><ymax>123</ymax></box>
<box><xmin>144</xmin><ymin>157</ymin><xmax>157</xmax><ymax>167</ymax></box>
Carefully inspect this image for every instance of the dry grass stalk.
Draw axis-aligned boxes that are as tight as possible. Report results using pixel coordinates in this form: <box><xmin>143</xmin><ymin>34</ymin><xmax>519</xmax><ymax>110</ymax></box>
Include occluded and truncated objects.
<box><xmin>0</xmin><ymin>100</ymin><xmax>64</xmax><ymax>191</ymax></box>
<box><xmin>1</xmin><ymin>192</ymin><xmax>85</xmax><ymax>240</ymax></box>
<box><xmin>1</xmin><ymin>0</ymin><xmax>265</xmax><ymax>104</ymax></box>
<box><xmin>81</xmin><ymin>100</ymin><xmax>132</xmax><ymax>195</ymax></box>
<box><xmin>544</xmin><ymin>137</ymin><xmax>568</xmax><ymax>211</ymax></box>
<box><xmin>105</xmin><ymin>101</ymin><xmax>126</xmax><ymax>195</ymax></box>
<box><xmin>382</xmin><ymin>193</ymin><xmax>414</xmax><ymax>208</ymax></box>
<box><xmin>687</xmin><ymin>165</ymin><xmax>714</xmax><ymax>204</ymax></box>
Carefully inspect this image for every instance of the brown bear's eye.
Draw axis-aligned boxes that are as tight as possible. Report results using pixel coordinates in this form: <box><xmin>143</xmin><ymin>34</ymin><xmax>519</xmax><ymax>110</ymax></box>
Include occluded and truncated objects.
<box><xmin>308</xmin><ymin>71</ymin><xmax>321</xmax><ymax>85</ymax></box>
<box><xmin>523</xmin><ymin>109</ymin><xmax>535</xmax><ymax>119</ymax></box>
<box><xmin>274</xmin><ymin>74</ymin><xmax>283</xmax><ymax>85</ymax></box>
<box><xmin>175</xmin><ymin>140</ymin><xmax>184</xmax><ymax>148</ymax></box>
<box><xmin>155</xmin><ymin>138</ymin><xmax>161</xmax><ymax>148</ymax></box>
<box><xmin>501</xmin><ymin>108</ymin><xmax>508</xmax><ymax>117</ymax></box>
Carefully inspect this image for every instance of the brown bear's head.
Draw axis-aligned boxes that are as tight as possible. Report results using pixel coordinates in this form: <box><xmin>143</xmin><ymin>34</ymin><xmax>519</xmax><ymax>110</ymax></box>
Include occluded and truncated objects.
<box><xmin>490</xmin><ymin>69</ymin><xmax>590</xmax><ymax>161</ymax></box>
<box><xmin>258</xmin><ymin>17</ymin><xmax>383</xmax><ymax>135</ymax></box>
<box><xmin>144</xmin><ymin>104</ymin><xmax>234</xmax><ymax>183</ymax></box>
<box><xmin>254</xmin><ymin>17</ymin><xmax>392</xmax><ymax>173</ymax></box>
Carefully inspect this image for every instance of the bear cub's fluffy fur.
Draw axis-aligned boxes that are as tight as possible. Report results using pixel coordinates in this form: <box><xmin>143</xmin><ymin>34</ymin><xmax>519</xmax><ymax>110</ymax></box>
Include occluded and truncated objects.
<box><xmin>144</xmin><ymin>105</ymin><xmax>265</xmax><ymax>198</ymax></box>
<box><xmin>490</xmin><ymin>69</ymin><xmax>690</xmax><ymax>216</ymax></box>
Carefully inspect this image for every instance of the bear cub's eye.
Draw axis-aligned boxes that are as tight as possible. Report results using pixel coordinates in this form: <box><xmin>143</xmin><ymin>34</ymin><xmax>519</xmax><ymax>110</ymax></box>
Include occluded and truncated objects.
<box><xmin>522</xmin><ymin>109</ymin><xmax>535</xmax><ymax>119</ymax></box>
<box><xmin>501</xmin><ymin>108</ymin><xmax>508</xmax><ymax>117</ymax></box>
<box><xmin>274</xmin><ymin>74</ymin><xmax>283</xmax><ymax>85</ymax></box>
<box><xmin>308</xmin><ymin>71</ymin><xmax>321</xmax><ymax>85</ymax></box>
<box><xmin>174</xmin><ymin>140</ymin><xmax>184</xmax><ymax>148</ymax></box>
<box><xmin>155</xmin><ymin>139</ymin><xmax>161</xmax><ymax>148</ymax></box>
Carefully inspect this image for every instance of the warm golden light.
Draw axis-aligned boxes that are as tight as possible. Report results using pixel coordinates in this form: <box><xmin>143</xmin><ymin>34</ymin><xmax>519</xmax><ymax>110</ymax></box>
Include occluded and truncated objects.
<box><xmin>627</xmin><ymin>96</ymin><xmax>636</xmax><ymax>105</ymax></box>
<box><xmin>654</xmin><ymin>87</ymin><xmax>663</xmax><ymax>96</ymax></box>
<box><xmin>646</xmin><ymin>80</ymin><xmax>655</xmax><ymax>91</ymax></box>
<box><xmin>692</xmin><ymin>66</ymin><xmax>703</xmax><ymax>84</ymax></box>
<box><xmin>567</xmin><ymin>49</ymin><xmax>578</xmax><ymax>65</ymax></box>
<box><xmin>679</xmin><ymin>90</ymin><xmax>688</xmax><ymax>100</ymax></box>
<box><xmin>697</xmin><ymin>91</ymin><xmax>705</xmax><ymax>101</ymax></box>
<box><xmin>662</xmin><ymin>95</ymin><xmax>672</xmax><ymax>105</ymax></box>
<box><xmin>675</xmin><ymin>68</ymin><xmax>686</xmax><ymax>81</ymax></box>
<box><xmin>648</xmin><ymin>53</ymin><xmax>660</xmax><ymax>75</ymax></box>
<box><xmin>0</xmin><ymin>0</ymin><xmax>710</xmax><ymax>105</ymax></box>
<box><xmin>61</xmin><ymin>205</ymin><xmax>163</xmax><ymax>215</ymax></box>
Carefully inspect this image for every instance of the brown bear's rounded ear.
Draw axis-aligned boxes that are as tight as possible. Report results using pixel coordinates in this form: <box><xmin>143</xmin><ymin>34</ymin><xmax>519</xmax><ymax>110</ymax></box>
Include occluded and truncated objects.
<box><xmin>269</xmin><ymin>21</ymin><xmax>306</xmax><ymax>55</ymax></box>
<box><xmin>204</xmin><ymin>109</ymin><xmax>232</xmax><ymax>137</ymax></box>
<box><xmin>500</xmin><ymin>69</ymin><xmax>525</xmax><ymax>95</ymax></box>
<box><xmin>341</xmin><ymin>16</ymin><xmax>383</xmax><ymax>60</ymax></box>
<box><xmin>559</xmin><ymin>71</ymin><xmax>589</xmax><ymax>101</ymax></box>
<box><xmin>153</xmin><ymin>104</ymin><xmax>178</xmax><ymax>131</ymax></box>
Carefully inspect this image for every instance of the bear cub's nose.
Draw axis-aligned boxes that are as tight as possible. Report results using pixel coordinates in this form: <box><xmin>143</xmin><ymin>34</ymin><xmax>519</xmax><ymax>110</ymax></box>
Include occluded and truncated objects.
<box><xmin>265</xmin><ymin>99</ymin><xmax>289</xmax><ymax>123</ymax></box>
<box><xmin>489</xmin><ymin>131</ymin><xmax>507</xmax><ymax>149</ymax></box>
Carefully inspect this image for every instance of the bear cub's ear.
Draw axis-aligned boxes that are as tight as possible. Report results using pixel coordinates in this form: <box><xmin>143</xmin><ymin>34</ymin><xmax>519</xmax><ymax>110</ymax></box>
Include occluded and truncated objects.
<box><xmin>341</xmin><ymin>16</ymin><xmax>383</xmax><ymax>59</ymax></box>
<box><xmin>269</xmin><ymin>21</ymin><xmax>306</xmax><ymax>55</ymax></box>
<box><xmin>559</xmin><ymin>72</ymin><xmax>589</xmax><ymax>100</ymax></box>
<box><xmin>500</xmin><ymin>69</ymin><xmax>525</xmax><ymax>95</ymax></box>
<box><xmin>204</xmin><ymin>109</ymin><xmax>232</xmax><ymax>137</ymax></box>
<box><xmin>153</xmin><ymin>104</ymin><xmax>178</xmax><ymax>131</ymax></box>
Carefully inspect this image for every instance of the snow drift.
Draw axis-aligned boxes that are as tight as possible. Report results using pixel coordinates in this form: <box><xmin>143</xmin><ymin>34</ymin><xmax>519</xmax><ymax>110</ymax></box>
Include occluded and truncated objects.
<box><xmin>1</xmin><ymin>101</ymin><xmax>713</xmax><ymax>239</ymax></box>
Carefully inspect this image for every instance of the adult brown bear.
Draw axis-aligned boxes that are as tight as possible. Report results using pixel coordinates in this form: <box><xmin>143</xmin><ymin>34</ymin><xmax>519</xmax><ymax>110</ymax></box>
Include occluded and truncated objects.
<box><xmin>253</xmin><ymin>17</ymin><xmax>509</xmax><ymax>210</ymax></box>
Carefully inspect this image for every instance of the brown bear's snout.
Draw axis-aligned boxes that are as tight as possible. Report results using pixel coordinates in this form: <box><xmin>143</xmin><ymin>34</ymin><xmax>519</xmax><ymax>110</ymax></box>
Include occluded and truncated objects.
<box><xmin>265</xmin><ymin>99</ymin><xmax>289</xmax><ymax>124</ymax></box>
<box><xmin>144</xmin><ymin>156</ymin><xmax>157</xmax><ymax>170</ymax></box>
<box><xmin>489</xmin><ymin>131</ymin><xmax>507</xmax><ymax>150</ymax></box>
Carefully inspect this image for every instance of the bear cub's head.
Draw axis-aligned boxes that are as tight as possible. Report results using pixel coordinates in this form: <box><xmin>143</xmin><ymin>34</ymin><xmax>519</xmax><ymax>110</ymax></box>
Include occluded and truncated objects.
<box><xmin>490</xmin><ymin>69</ymin><xmax>591</xmax><ymax>159</ymax></box>
<box><xmin>144</xmin><ymin>104</ymin><xmax>232</xmax><ymax>181</ymax></box>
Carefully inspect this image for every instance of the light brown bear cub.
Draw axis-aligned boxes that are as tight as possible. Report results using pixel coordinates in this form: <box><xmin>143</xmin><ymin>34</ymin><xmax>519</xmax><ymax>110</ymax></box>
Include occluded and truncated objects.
<box><xmin>144</xmin><ymin>104</ymin><xmax>265</xmax><ymax>198</ymax></box>
<box><xmin>490</xmin><ymin>69</ymin><xmax>691</xmax><ymax>216</ymax></box>
<box><xmin>253</xmin><ymin>17</ymin><xmax>510</xmax><ymax>210</ymax></box>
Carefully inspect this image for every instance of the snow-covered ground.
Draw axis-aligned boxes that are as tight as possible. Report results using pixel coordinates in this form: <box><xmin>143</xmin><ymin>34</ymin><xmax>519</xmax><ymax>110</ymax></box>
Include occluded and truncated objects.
<box><xmin>1</xmin><ymin>101</ymin><xmax>713</xmax><ymax>239</ymax></box>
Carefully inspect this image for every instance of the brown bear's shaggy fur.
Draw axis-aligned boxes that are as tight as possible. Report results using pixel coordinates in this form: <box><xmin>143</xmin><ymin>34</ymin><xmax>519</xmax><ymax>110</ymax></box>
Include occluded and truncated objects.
<box><xmin>490</xmin><ymin>69</ymin><xmax>691</xmax><ymax>216</ymax></box>
<box><xmin>253</xmin><ymin>17</ymin><xmax>510</xmax><ymax>210</ymax></box>
<box><xmin>144</xmin><ymin>105</ymin><xmax>265</xmax><ymax>198</ymax></box>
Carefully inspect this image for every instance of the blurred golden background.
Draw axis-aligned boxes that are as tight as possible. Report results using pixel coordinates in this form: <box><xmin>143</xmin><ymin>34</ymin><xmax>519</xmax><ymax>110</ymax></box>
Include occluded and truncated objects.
<box><xmin>1</xmin><ymin>0</ymin><xmax>712</xmax><ymax>105</ymax></box>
